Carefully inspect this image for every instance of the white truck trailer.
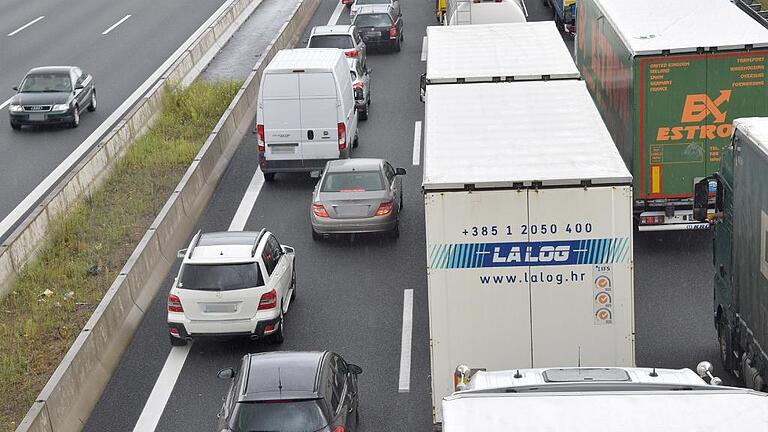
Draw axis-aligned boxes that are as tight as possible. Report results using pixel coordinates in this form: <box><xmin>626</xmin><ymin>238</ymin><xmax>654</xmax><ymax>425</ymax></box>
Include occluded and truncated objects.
<box><xmin>442</xmin><ymin>363</ymin><xmax>768</xmax><ymax>431</ymax></box>
<box><xmin>420</xmin><ymin>21</ymin><xmax>579</xmax><ymax>101</ymax></box>
<box><xmin>423</xmin><ymin>79</ymin><xmax>635</xmax><ymax>425</ymax></box>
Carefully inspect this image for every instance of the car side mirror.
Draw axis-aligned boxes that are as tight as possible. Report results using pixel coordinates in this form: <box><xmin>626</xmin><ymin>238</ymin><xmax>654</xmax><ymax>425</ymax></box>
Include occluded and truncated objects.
<box><xmin>281</xmin><ymin>245</ymin><xmax>295</xmax><ymax>254</ymax></box>
<box><xmin>12</xmin><ymin>86</ymin><xmax>18</xmax><ymax>91</ymax></box>
<box><xmin>348</xmin><ymin>364</ymin><xmax>363</xmax><ymax>375</ymax></box>
<box><xmin>177</xmin><ymin>249</ymin><xmax>188</xmax><ymax>259</ymax></box>
<box><xmin>395</xmin><ymin>167</ymin><xmax>407</xmax><ymax>176</ymax></box>
<box><xmin>419</xmin><ymin>73</ymin><xmax>426</xmax><ymax>103</ymax></box>
<box><xmin>217</xmin><ymin>367</ymin><xmax>237</xmax><ymax>380</ymax></box>
<box><xmin>692</xmin><ymin>179</ymin><xmax>710</xmax><ymax>222</ymax></box>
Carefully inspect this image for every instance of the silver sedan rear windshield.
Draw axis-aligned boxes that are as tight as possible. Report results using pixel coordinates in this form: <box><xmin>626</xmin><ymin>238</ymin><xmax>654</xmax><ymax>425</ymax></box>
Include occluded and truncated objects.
<box><xmin>321</xmin><ymin>171</ymin><xmax>384</xmax><ymax>192</ymax></box>
<box><xmin>180</xmin><ymin>263</ymin><xmax>263</xmax><ymax>291</ymax></box>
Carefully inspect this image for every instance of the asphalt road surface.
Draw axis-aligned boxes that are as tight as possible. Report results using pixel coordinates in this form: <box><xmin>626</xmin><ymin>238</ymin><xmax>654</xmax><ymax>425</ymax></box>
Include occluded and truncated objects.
<box><xmin>84</xmin><ymin>0</ymin><xmax>731</xmax><ymax>431</ymax></box>
<box><xmin>0</xmin><ymin>0</ymin><xmax>227</xmax><ymax>226</ymax></box>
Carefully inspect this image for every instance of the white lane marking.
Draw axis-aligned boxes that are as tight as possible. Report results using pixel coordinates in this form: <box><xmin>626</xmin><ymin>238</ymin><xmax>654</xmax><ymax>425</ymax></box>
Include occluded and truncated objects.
<box><xmin>398</xmin><ymin>289</ymin><xmax>414</xmax><ymax>393</ymax></box>
<box><xmin>102</xmin><ymin>14</ymin><xmax>132</xmax><ymax>35</ymax></box>
<box><xmin>229</xmin><ymin>168</ymin><xmax>265</xmax><ymax>231</ymax></box>
<box><xmin>132</xmin><ymin>344</ymin><xmax>191</xmax><ymax>432</ymax></box>
<box><xmin>328</xmin><ymin>1</ymin><xmax>345</xmax><ymax>26</ymax></box>
<box><xmin>7</xmin><ymin>16</ymin><xmax>44</xmax><ymax>36</ymax></box>
<box><xmin>0</xmin><ymin>97</ymin><xmax>12</xmax><ymax>110</ymax></box>
<box><xmin>0</xmin><ymin>0</ymin><xmax>237</xmax><ymax>241</ymax></box>
<box><xmin>412</xmin><ymin>121</ymin><xmax>422</xmax><ymax>166</ymax></box>
<box><xmin>421</xmin><ymin>36</ymin><xmax>427</xmax><ymax>61</ymax></box>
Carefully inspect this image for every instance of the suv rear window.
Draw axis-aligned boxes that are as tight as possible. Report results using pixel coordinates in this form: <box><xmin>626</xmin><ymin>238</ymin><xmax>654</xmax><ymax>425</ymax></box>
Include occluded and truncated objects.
<box><xmin>179</xmin><ymin>263</ymin><xmax>264</xmax><ymax>291</ymax></box>
<box><xmin>308</xmin><ymin>34</ymin><xmax>354</xmax><ymax>49</ymax></box>
<box><xmin>353</xmin><ymin>13</ymin><xmax>393</xmax><ymax>27</ymax></box>
<box><xmin>230</xmin><ymin>400</ymin><xmax>329</xmax><ymax>432</ymax></box>
<box><xmin>321</xmin><ymin>171</ymin><xmax>384</xmax><ymax>192</ymax></box>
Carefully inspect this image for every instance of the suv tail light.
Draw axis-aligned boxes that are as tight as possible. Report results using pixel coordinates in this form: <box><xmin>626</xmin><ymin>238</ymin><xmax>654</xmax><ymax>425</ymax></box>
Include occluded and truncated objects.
<box><xmin>256</xmin><ymin>124</ymin><xmax>265</xmax><ymax>152</ymax></box>
<box><xmin>337</xmin><ymin>122</ymin><xmax>347</xmax><ymax>150</ymax></box>
<box><xmin>375</xmin><ymin>201</ymin><xmax>393</xmax><ymax>216</ymax></box>
<box><xmin>389</xmin><ymin>26</ymin><xmax>397</xmax><ymax>39</ymax></box>
<box><xmin>168</xmin><ymin>294</ymin><xmax>184</xmax><ymax>313</ymax></box>
<box><xmin>312</xmin><ymin>204</ymin><xmax>330</xmax><ymax>218</ymax></box>
<box><xmin>345</xmin><ymin>50</ymin><xmax>358</xmax><ymax>58</ymax></box>
<box><xmin>258</xmin><ymin>289</ymin><xmax>277</xmax><ymax>310</ymax></box>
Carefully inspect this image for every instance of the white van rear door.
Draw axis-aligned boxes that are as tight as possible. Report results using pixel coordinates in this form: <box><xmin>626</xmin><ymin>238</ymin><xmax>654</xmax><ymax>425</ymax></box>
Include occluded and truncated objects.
<box><xmin>262</xmin><ymin>73</ymin><xmax>302</xmax><ymax>161</ymax></box>
<box><xmin>299</xmin><ymin>72</ymin><xmax>340</xmax><ymax>160</ymax></box>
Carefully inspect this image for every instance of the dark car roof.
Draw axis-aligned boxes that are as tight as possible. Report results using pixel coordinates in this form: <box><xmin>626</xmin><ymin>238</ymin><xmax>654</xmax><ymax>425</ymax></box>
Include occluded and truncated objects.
<box><xmin>242</xmin><ymin>351</ymin><xmax>326</xmax><ymax>402</ymax></box>
<box><xmin>26</xmin><ymin>66</ymin><xmax>76</xmax><ymax>75</ymax></box>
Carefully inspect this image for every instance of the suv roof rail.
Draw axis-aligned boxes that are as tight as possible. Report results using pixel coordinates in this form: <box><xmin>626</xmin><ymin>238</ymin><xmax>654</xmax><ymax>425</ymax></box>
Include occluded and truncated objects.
<box><xmin>187</xmin><ymin>230</ymin><xmax>202</xmax><ymax>259</ymax></box>
<box><xmin>251</xmin><ymin>228</ymin><xmax>267</xmax><ymax>257</ymax></box>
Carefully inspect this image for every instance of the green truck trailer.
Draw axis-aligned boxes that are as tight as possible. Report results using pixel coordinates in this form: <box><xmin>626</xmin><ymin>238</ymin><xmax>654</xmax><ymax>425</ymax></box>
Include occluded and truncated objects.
<box><xmin>577</xmin><ymin>0</ymin><xmax>768</xmax><ymax>231</ymax></box>
<box><xmin>692</xmin><ymin>118</ymin><xmax>768</xmax><ymax>392</ymax></box>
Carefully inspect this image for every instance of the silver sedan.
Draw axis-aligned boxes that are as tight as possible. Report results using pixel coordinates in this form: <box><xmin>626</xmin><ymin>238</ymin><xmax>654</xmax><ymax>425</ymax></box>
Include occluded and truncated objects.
<box><xmin>311</xmin><ymin>158</ymin><xmax>406</xmax><ymax>240</ymax></box>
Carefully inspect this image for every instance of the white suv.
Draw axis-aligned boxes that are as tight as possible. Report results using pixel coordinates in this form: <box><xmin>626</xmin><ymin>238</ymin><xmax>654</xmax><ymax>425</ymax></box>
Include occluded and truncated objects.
<box><xmin>167</xmin><ymin>229</ymin><xmax>296</xmax><ymax>346</ymax></box>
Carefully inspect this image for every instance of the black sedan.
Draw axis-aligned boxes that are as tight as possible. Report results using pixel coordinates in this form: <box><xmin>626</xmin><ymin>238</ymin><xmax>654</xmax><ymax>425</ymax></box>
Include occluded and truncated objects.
<box><xmin>352</xmin><ymin>4</ymin><xmax>404</xmax><ymax>52</ymax></box>
<box><xmin>217</xmin><ymin>351</ymin><xmax>362</xmax><ymax>432</ymax></box>
<box><xmin>8</xmin><ymin>66</ymin><xmax>96</xmax><ymax>130</ymax></box>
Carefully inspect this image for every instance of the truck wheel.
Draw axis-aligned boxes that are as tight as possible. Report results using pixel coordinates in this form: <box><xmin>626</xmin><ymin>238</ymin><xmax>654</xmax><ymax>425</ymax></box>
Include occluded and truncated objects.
<box><xmin>717</xmin><ymin>320</ymin><xmax>731</xmax><ymax>370</ymax></box>
<box><xmin>263</xmin><ymin>172</ymin><xmax>275</xmax><ymax>182</ymax></box>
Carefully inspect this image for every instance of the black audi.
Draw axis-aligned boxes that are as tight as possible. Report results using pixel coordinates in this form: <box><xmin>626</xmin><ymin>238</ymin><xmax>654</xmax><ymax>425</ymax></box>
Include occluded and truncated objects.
<box><xmin>216</xmin><ymin>351</ymin><xmax>362</xmax><ymax>432</ymax></box>
<box><xmin>8</xmin><ymin>66</ymin><xmax>96</xmax><ymax>130</ymax></box>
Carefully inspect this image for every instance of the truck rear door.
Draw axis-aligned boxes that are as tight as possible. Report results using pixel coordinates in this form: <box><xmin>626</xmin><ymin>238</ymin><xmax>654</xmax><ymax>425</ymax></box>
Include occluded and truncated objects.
<box><xmin>261</xmin><ymin>73</ymin><xmax>303</xmax><ymax>162</ymax></box>
<box><xmin>299</xmin><ymin>72</ymin><xmax>341</xmax><ymax>160</ymax></box>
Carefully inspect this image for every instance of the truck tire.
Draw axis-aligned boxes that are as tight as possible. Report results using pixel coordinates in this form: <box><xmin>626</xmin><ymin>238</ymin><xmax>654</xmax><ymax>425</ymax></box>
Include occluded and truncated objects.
<box><xmin>717</xmin><ymin>319</ymin><xmax>732</xmax><ymax>373</ymax></box>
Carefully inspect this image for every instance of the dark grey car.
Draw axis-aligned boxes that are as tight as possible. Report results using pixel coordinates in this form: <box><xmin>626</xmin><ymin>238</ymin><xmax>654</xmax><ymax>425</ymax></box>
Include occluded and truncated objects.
<box><xmin>8</xmin><ymin>66</ymin><xmax>96</xmax><ymax>130</ymax></box>
<box><xmin>216</xmin><ymin>351</ymin><xmax>363</xmax><ymax>432</ymax></box>
<box><xmin>311</xmin><ymin>158</ymin><xmax>406</xmax><ymax>240</ymax></box>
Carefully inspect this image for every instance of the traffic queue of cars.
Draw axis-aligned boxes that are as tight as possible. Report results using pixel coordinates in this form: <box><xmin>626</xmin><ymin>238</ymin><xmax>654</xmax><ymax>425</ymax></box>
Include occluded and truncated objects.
<box><xmin>166</xmin><ymin>1</ymin><xmax>406</xmax><ymax>430</ymax></box>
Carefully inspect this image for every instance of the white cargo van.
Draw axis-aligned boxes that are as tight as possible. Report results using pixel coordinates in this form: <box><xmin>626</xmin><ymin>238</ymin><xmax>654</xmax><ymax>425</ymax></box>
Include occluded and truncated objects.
<box><xmin>256</xmin><ymin>48</ymin><xmax>359</xmax><ymax>181</ymax></box>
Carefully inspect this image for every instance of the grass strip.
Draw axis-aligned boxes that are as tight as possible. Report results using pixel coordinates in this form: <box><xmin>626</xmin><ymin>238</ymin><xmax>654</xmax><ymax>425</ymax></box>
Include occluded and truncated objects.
<box><xmin>0</xmin><ymin>80</ymin><xmax>242</xmax><ymax>431</ymax></box>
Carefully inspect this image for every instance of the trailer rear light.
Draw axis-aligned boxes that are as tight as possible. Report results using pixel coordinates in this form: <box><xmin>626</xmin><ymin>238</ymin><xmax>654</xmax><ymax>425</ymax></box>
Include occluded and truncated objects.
<box><xmin>641</xmin><ymin>215</ymin><xmax>665</xmax><ymax>225</ymax></box>
<box><xmin>375</xmin><ymin>201</ymin><xmax>393</xmax><ymax>216</ymax></box>
<box><xmin>258</xmin><ymin>289</ymin><xmax>277</xmax><ymax>310</ymax></box>
<box><xmin>256</xmin><ymin>124</ymin><xmax>265</xmax><ymax>152</ymax></box>
<box><xmin>167</xmin><ymin>294</ymin><xmax>184</xmax><ymax>313</ymax></box>
<box><xmin>345</xmin><ymin>49</ymin><xmax>358</xmax><ymax>58</ymax></box>
<box><xmin>312</xmin><ymin>204</ymin><xmax>330</xmax><ymax>218</ymax></box>
<box><xmin>389</xmin><ymin>26</ymin><xmax>397</xmax><ymax>39</ymax></box>
<box><xmin>337</xmin><ymin>122</ymin><xmax>347</xmax><ymax>150</ymax></box>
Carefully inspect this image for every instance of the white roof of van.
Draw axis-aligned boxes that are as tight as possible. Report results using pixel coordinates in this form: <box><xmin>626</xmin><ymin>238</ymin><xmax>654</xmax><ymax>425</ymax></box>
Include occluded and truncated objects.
<box><xmin>426</xmin><ymin>22</ymin><xmax>579</xmax><ymax>82</ymax></box>
<box><xmin>265</xmin><ymin>49</ymin><xmax>344</xmax><ymax>73</ymax></box>
<box><xmin>734</xmin><ymin>118</ymin><xmax>768</xmax><ymax>158</ymax></box>
<box><xmin>422</xmin><ymin>80</ymin><xmax>631</xmax><ymax>190</ymax></box>
<box><xmin>592</xmin><ymin>0</ymin><xmax>768</xmax><ymax>55</ymax></box>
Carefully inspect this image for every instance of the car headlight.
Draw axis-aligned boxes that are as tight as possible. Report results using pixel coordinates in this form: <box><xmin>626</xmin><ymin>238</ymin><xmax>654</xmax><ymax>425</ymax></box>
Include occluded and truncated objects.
<box><xmin>52</xmin><ymin>104</ymin><xmax>70</xmax><ymax>112</ymax></box>
<box><xmin>8</xmin><ymin>104</ymin><xmax>23</xmax><ymax>113</ymax></box>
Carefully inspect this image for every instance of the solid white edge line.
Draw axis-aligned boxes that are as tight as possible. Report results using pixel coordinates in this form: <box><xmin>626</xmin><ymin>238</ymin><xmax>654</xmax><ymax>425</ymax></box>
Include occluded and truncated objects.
<box><xmin>102</xmin><ymin>14</ymin><xmax>132</xmax><ymax>35</ymax></box>
<box><xmin>398</xmin><ymin>289</ymin><xmax>414</xmax><ymax>393</ymax></box>
<box><xmin>328</xmin><ymin>1</ymin><xmax>345</xmax><ymax>26</ymax></box>
<box><xmin>0</xmin><ymin>97</ymin><xmax>12</xmax><ymax>110</ymax></box>
<box><xmin>420</xmin><ymin>36</ymin><xmax>427</xmax><ymax>61</ymax></box>
<box><xmin>412</xmin><ymin>121</ymin><xmax>422</xmax><ymax>166</ymax></box>
<box><xmin>0</xmin><ymin>0</ymin><xmax>238</xmax><ymax>241</ymax></box>
<box><xmin>131</xmin><ymin>345</ymin><xmax>192</xmax><ymax>432</ymax></box>
<box><xmin>7</xmin><ymin>16</ymin><xmax>44</xmax><ymax>36</ymax></box>
<box><xmin>228</xmin><ymin>168</ymin><xmax>265</xmax><ymax>231</ymax></box>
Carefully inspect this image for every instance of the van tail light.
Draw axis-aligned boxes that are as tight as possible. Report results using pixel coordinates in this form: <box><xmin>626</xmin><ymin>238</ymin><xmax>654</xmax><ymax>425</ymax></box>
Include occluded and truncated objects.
<box><xmin>167</xmin><ymin>294</ymin><xmax>184</xmax><ymax>313</ymax></box>
<box><xmin>345</xmin><ymin>50</ymin><xmax>358</xmax><ymax>58</ymax></box>
<box><xmin>337</xmin><ymin>122</ymin><xmax>347</xmax><ymax>150</ymax></box>
<box><xmin>256</xmin><ymin>124</ymin><xmax>265</xmax><ymax>152</ymax></box>
<box><xmin>389</xmin><ymin>26</ymin><xmax>397</xmax><ymax>39</ymax></box>
<box><xmin>312</xmin><ymin>204</ymin><xmax>330</xmax><ymax>218</ymax></box>
<box><xmin>258</xmin><ymin>289</ymin><xmax>277</xmax><ymax>310</ymax></box>
<box><xmin>375</xmin><ymin>200</ymin><xmax>393</xmax><ymax>216</ymax></box>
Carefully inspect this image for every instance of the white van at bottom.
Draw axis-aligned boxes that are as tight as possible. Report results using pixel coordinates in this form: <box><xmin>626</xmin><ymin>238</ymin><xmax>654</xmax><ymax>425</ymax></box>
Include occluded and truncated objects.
<box><xmin>256</xmin><ymin>48</ymin><xmax>359</xmax><ymax>181</ymax></box>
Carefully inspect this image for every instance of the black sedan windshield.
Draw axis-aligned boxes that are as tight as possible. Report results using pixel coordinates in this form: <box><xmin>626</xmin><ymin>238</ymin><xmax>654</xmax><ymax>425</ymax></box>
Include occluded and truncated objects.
<box><xmin>230</xmin><ymin>400</ymin><xmax>329</xmax><ymax>432</ymax></box>
<box><xmin>354</xmin><ymin>13</ymin><xmax>393</xmax><ymax>27</ymax></box>
<box><xmin>20</xmin><ymin>74</ymin><xmax>71</xmax><ymax>93</ymax></box>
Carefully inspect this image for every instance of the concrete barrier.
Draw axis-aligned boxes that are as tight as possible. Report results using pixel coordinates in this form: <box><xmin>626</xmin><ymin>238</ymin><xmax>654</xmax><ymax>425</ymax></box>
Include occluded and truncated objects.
<box><xmin>15</xmin><ymin>0</ymin><xmax>321</xmax><ymax>430</ymax></box>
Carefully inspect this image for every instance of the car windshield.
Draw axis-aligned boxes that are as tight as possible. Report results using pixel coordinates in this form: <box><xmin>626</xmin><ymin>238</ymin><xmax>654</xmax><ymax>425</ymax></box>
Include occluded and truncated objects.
<box><xmin>308</xmin><ymin>34</ymin><xmax>353</xmax><ymax>49</ymax></box>
<box><xmin>179</xmin><ymin>263</ymin><xmax>263</xmax><ymax>291</ymax></box>
<box><xmin>229</xmin><ymin>399</ymin><xmax>329</xmax><ymax>432</ymax></box>
<box><xmin>19</xmin><ymin>73</ymin><xmax>71</xmax><ymax>93</ymax></box>
<box><xmin>354</xmin><ymin>13</ymin><xmax>393</xmax><ymax>27</ymax></box>
<box><xmin>321</xmin><ymin>171</ymin><xmax>384</xmax><ymax>192</ymax></box>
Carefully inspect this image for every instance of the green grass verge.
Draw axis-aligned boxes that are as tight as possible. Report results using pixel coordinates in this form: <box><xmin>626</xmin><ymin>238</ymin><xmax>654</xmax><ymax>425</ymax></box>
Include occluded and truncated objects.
<box><xmin>0</xmin><ymin>80</ymin><xmax>242</xmax><ymax>431</ymax></box>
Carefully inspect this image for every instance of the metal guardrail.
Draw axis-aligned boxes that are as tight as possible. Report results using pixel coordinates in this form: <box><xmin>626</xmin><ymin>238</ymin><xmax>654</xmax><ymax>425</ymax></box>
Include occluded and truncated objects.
<box><xmin>734</xmin><ymin>0</ymin><xmax>768</xmax><ymax>29</ymax></box>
